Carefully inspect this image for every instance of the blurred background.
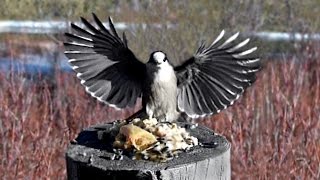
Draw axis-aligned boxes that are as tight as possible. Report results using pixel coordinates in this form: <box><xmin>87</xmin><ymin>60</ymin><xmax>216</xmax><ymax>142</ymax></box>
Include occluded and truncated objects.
<box><xmin>0</xmin><ymin>0</ymin><xmax>319</xmax><ymax>179</ymax></box>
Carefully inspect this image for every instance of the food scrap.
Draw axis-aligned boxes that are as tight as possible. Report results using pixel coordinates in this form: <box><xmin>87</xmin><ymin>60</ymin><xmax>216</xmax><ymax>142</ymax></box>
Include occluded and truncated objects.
<box><xmin>112</xmin><ymin>118</ymin><xmax>199</xmax><ymax>162</ymax></box>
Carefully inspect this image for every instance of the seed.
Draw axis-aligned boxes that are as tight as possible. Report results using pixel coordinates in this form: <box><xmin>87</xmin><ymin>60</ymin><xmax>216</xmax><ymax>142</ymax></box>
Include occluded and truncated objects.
<box><xmin>144</xmin><ymin>142</ymin><xmax>160</xmax><ymax>152</ymax></box>
<box><xmin>143</xmin><ymin>155</ymin><xmax>149</xmax><ymax>160</ymax></box>
<box><xmin>183</xmin><ymin>147</ymin><xmax>191</xmax><ymax>152</ymax></box>
<box><xmin>140</xmin><ymin>150</ymin><xmax>148</xmax><ymax>155</ymax></box>
<box><xmin>111</xmin><ymin>154</ymin><xmax>116</xmax><ymax>160</ymax></box>
<box><xmin>189</xmin><ymin>123</ymin><xmax>198</xmax><ymax>129</ymax></box>
<box><xmin>117</xmin><ymin>155</ymin><xmax>123</xmax><ymax>160</ymax></box>
<box><xmin>150</xmin><ymin>154</ymin><xmax>159</xmax><ymax>160</ymax></box>
<box><xmin>153</xmin><ymin>144</ymin><xmax>162</xmax><ymax>152</ymax></box>
<box><xmin>80</xmin><ymin>152</ymin><xmax>87</xmax><ymax>156</ymax></box>
<box><xmin>161</xmin><ymin>146</ymin><xmax>169</xmax><ymax>153</ymax></box>
<box><xmin>201</xmin><ymin>142</ymin><xmax>218</xmax><ymax>148</ymax></box>
<box><xmin>113</xmin><ymin>149</ymin><xmax>123</xmax><ymax>155</ymax></box>
<box><xmin>157</xmin><ymin>137</ymin><xmax>166</xmax><ymax>141</ymax></box>
<box><xmin>165</xmin><ymin>142</ymin><xmax>174</xmax><ymax>150</ymax></box>
<box><xmin>167</xmin><ymin>152</ymin><xmax>174</xmax><ymax>158</ymax></box>
<box><xmin>186</xmin><ymin>138</ymin><xmax>194</xmax><ymax>145</ymax></box>
<box><xmin>89</xmin><ymin>155</ymin><xmax>94</xmax><ymax>163</ymax></box>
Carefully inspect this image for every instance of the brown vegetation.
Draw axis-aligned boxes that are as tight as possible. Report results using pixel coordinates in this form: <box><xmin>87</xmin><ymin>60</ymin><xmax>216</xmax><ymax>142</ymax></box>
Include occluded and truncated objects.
<box><xmin>0</xmin><ymin>43</ymin><xmax>319</xmax><ymax>179</ymax></box>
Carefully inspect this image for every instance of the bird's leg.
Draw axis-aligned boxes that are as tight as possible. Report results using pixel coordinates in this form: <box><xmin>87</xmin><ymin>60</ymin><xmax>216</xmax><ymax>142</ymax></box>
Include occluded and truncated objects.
<box><xmin>176</xmin><ymin>112</ymin><xmax>191</xmax><ymax>122</ymax></box>
<box><xmin>157</xmin><ymin>115</ymin><xmax>167</xmax><ymax>122</ymax></box>
<box><xmin>147</xmin><ymin>111</ymin><xmax>153</xmax><ymax>120</ymax></box>
<box><xmin>146</xmin><ymin>105</ymin><xmax>154</xmax><ymax>120</ymax></box>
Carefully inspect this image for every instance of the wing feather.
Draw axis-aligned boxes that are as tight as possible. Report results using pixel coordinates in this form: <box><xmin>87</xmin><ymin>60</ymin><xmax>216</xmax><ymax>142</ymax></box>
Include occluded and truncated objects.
<box><xmin>92</xmin><ymin>13</ymin><xmax>110</xmax><ymax>34</ymax></box>
<box><xmin>65</xmin><ymin>33</ymin><xmax>93</xmax><ymax>44</ymax></box>
<box><xmin>189</xmin><ymin>80</ymin><xmax>206</xmax><ymax>114</ymax></box>
<box><xmin>70</xmin><ymin>23</ymin><xmax>93</xmax><ymax>37</ymax></box>
<box><xmin>64</xmin><ymin>14</ymin><xmax>145</xmax><ymax>109</ymax></box>
<box><xmin>192</xmin><ymin>78</ymin><xmax>211</xmax><ymax>114</ymax></box>
<box><xmin>208</xmin><ymin>30</ymin><xmax>225</xmax><ymax>49</ymax></box>
<box><xmin>200</xmin><ymin>73</ymin><xmax>228</xmax><ymax>108</ymax></box>
<box><xmin>217</xmin><ymin>32</ymin><xmax>239</xmax><ymax>49</ymax></box>
<box><xmin>108</xmin><ymin>17</ymin><xmax>120</xmax><ymax>38</ymax></box>
<box><xmin>186</xmin><ymin>83</ymin><xmax>202</xmax><ymax>116</ymax></box>
<box><xmin>196</xmin><ymin>75</ymin><xmax>220</xmax><ymax>113</ymax></box>
<box><xmin>184</xmin><ymin>85</ymin><xmax>193</xmax><ymax>114</ymax></box>
<box><xmin>175</xmin><ymin>31</ymin><xmax>260</xmax><ymax>117</ymax></box>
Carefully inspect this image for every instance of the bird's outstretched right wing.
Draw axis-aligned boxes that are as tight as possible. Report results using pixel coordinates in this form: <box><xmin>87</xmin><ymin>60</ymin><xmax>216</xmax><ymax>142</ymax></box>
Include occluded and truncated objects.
<box><xmin>175</xmin><ymin>30</ymin><xmax>260</xmax><ymax>118</ymax></box>
<box><xmin>64</xmin><ymin>13</ymin><xmax>146</xmax><ymax>109</ymax></box>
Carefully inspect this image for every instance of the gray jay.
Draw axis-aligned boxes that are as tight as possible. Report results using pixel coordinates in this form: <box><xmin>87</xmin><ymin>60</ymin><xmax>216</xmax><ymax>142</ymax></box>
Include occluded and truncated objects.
<box><xmin>64</xmin><ymin>14</ymin><xmax>260</xmax><ymax>122</ymax></box>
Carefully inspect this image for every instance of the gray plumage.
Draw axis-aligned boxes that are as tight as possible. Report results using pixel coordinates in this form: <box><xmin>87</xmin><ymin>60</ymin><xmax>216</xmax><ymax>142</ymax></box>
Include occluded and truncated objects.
<box><xmin>144</xmin><ymin>51</ymin><xmax>179</xmax><ymax>121</ymax></box>
<box><xmin>64</xmin><ymin>14</ymin><xmax>260</xmax><ymax>122</ymax></box>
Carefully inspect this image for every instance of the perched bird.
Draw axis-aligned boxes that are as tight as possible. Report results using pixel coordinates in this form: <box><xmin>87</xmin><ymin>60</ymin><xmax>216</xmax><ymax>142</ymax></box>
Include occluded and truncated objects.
<box><xmin>64</xmin><ymin>14</ymin><xmax>260</xmax><ymax>122</ymax></box>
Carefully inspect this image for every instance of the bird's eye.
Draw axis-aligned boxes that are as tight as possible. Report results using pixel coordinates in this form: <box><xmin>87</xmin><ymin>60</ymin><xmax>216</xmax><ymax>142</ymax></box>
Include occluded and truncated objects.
<box><xmin>163</xmin><ymin>58</ymin><xmax>167</xmax><ymax>62</ymax></box>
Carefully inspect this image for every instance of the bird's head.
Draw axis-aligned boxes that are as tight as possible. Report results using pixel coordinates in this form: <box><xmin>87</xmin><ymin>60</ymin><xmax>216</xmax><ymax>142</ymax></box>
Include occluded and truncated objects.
<box><xmin>148</xmin><ymin>51</ymin><xmax>169</xmax><ymax>66</ymax></box>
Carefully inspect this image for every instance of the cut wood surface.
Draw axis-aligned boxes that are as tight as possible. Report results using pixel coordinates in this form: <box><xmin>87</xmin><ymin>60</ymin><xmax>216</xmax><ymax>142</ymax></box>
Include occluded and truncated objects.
<box><xmin>66</xmin><ymin>122</ymin><xmax>231</xmax><ymax>180</ymax></box>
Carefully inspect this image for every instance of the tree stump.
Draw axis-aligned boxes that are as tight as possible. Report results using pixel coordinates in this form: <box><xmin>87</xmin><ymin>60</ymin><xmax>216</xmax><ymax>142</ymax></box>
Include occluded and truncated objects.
<box><xmin>66</xmin><ymin>122</ymin><xmax>231</xmax><ymax>180</ymax></box>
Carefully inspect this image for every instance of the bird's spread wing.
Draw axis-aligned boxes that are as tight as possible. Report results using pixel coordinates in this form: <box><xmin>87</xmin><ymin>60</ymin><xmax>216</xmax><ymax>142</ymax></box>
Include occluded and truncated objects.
<box><xmin>175</xmin><ymin>30</ymin><xmax>260</xmax><ymax>118</ymax></box>
<box><xmin>64</xmin><ymin>13</ymin><xmax>145</xmax><ymax>109</ymax></box>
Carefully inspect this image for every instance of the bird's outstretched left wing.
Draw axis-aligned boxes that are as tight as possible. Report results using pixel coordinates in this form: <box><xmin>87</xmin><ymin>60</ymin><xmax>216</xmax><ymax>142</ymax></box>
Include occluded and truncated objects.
<box><xmin>175</xmin><ymin>30</ymin><xmax>260</xmax><ymax>118</ymax></box>
<box><xmin>64</xmin><ymin>14</ymin><xmax>146</xmax><ymax>109</ymax></box>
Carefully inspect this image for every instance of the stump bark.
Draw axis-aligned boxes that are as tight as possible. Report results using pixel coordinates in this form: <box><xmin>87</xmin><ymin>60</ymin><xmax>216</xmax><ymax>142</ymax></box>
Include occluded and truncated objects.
<box><xmin>66</xmin><ymin>122</ymin><xmax>231</xmax><ymax>180</ymax></box>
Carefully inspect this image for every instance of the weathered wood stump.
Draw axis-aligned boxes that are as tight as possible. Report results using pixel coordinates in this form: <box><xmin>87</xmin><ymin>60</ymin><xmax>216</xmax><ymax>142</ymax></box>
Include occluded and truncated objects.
<box><xmin>66</xmin><ymin>122</ymin><xmax>231</xmax><ymax>180</ymax></box>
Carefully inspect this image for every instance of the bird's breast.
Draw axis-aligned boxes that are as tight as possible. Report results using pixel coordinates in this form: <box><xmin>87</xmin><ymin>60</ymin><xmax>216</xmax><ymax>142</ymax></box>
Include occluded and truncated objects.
<box><xmin>144</xmin><ymin>64</ymin><xmax>178</xmax><ymax>121</ymax></box>
<box><xmin>155</xmin><ymin>64</ymin><xmax>176</xmax><ymax>82</ymax></box>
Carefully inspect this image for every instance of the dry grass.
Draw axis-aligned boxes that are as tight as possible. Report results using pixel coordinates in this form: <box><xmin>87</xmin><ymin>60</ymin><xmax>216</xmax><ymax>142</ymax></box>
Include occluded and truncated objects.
<box><xmin>202</xmin><ymin>44</ymin><xmax>320</xmax><ymax>179</ymax></box>
<box><xmin>0</xmin><ymin>42</ymin><xmax>319</xmax><ymax>179</ymax></box>
<box><xmin>0</xmin><ymin>71</ymin><xmax>138</xmax><ymax>179</ymax></box>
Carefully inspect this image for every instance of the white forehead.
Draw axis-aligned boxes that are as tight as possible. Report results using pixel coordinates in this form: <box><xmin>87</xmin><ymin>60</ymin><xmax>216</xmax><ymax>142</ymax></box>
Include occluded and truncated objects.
<box><xmin>153</xmin><ymin>52</ymin><xmax>165</xmax><ymax>62</ymax></box>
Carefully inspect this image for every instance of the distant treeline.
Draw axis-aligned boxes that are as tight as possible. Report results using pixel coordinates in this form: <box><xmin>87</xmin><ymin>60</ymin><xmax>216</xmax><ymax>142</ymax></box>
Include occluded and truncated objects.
<box><xmin>0</xmin><ymin>0</ymin><xmax>319</xmax><ymax>61</ymax></box>
<box><xmin>0</xmin><ymin>0</ymin><xmax>319</xmax><ymax>32</ymax></box>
